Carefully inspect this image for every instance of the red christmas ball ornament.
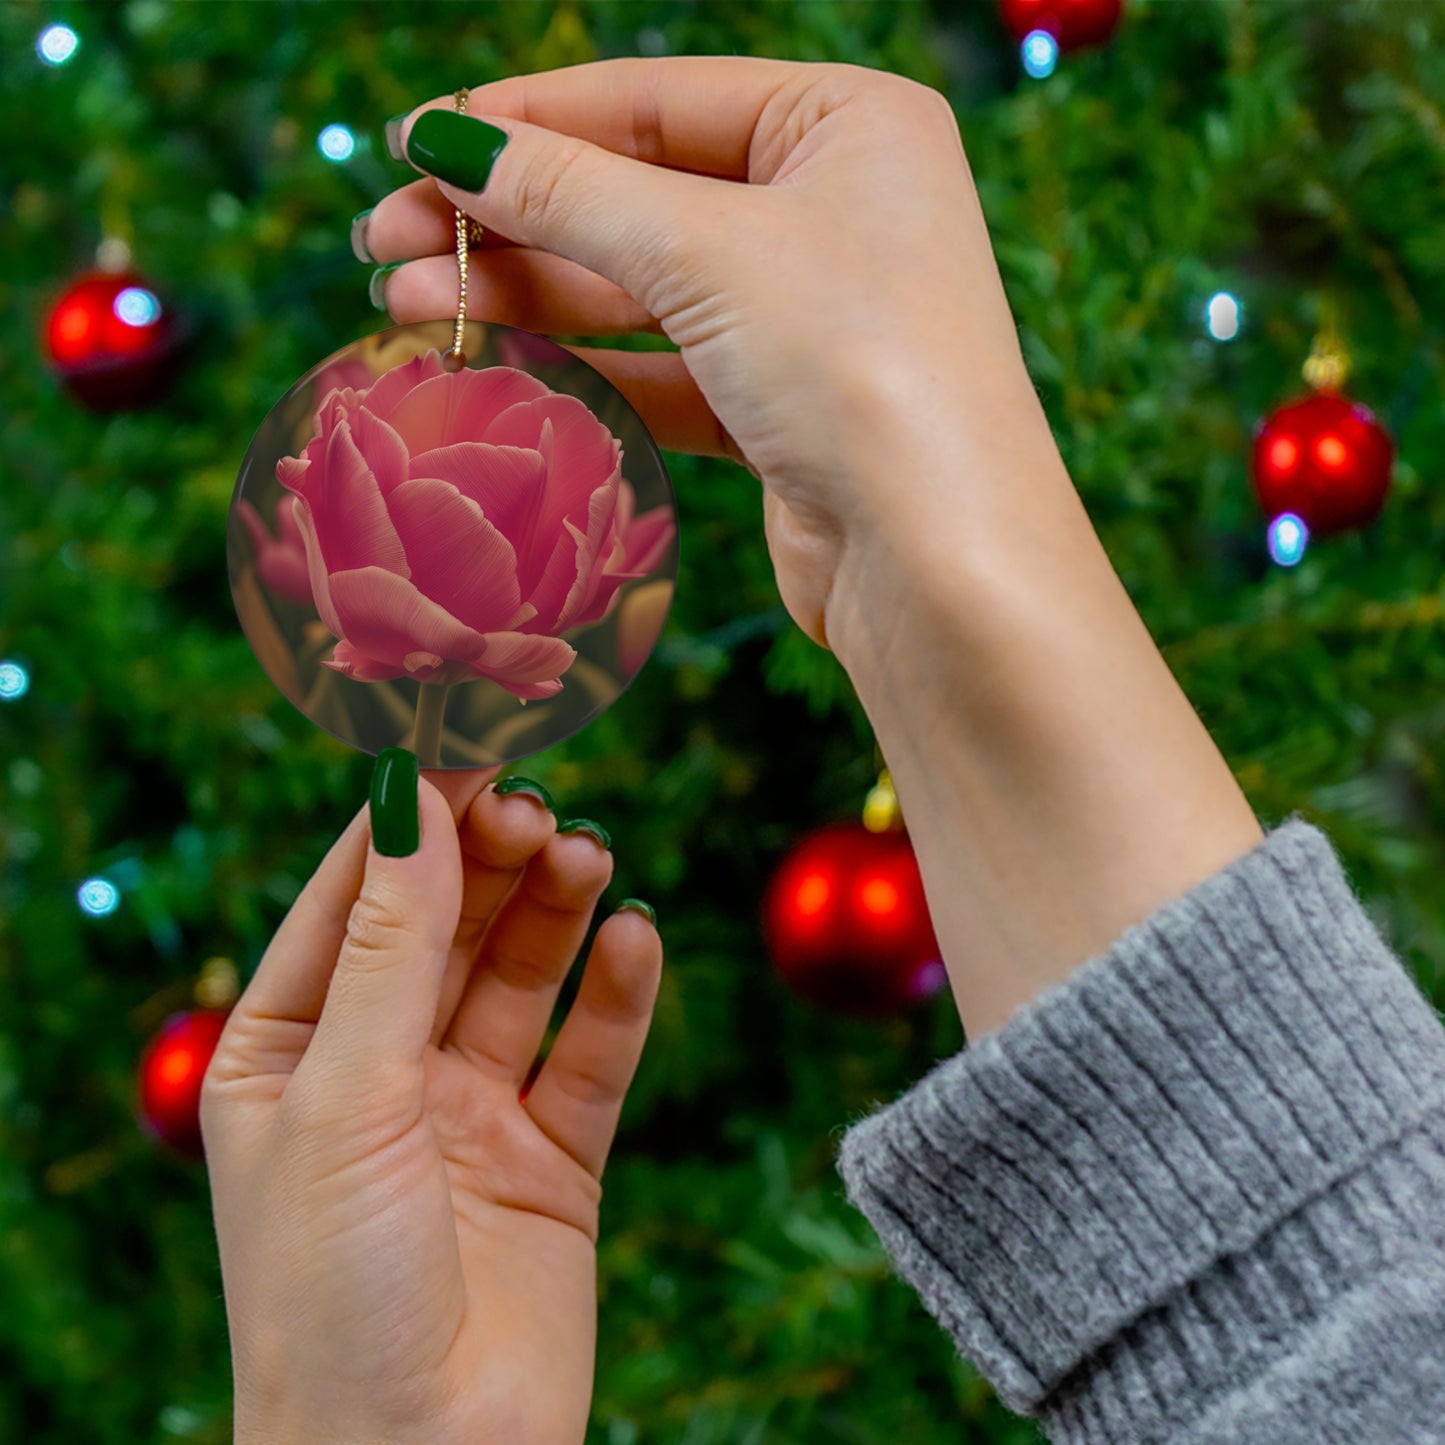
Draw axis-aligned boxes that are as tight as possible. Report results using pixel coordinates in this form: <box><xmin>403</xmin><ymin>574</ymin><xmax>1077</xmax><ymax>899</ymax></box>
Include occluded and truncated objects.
<box><xmin>137</xmin><ymin>1008</ymin><xmax>230</xmax><ymax>1158</ymax></box>
<box><xmin>762</xmin><ymin>821</ymin><xmax>946</xmax><ymax>1018</ymax></box>
<box><xmin>998</xmin><ymin>0</ymin><xmax>1125</xmax><ymax>50</ymax></box>
<box><xmin>1251</xmin><ymin>391</ymin><xmax>1394</xmax><ymax>538</ymax></box>
<box><xmin>44</xmin><ymin>269</ymin><xmax>183</xmax><ymax>410</ymax></box>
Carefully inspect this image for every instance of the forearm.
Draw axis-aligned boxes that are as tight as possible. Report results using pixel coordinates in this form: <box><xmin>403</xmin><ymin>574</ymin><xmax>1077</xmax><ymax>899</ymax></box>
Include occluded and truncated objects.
<box><xmin>826</xmin><ymin>384</ymin><xmax>1263</xmax><ymax>1040</ymax></box>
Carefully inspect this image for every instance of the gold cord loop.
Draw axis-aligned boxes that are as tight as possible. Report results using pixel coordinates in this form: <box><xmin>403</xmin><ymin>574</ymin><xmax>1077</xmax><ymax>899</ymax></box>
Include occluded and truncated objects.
<box><xmin>442</xmin><ymin>87</ymin><xmax>481</xmax><ymax>372</ymax></box>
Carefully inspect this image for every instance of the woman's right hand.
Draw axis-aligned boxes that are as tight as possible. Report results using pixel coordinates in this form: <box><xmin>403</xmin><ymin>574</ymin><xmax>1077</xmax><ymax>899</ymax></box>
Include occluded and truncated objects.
<box><xmin>361</xmin><ymin>56</ymin><xmax>1062</xmax><ymax>660</ymax></box>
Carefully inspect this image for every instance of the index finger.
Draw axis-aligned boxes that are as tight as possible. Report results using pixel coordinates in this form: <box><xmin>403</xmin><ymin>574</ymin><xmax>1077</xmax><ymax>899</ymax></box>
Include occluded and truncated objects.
<box><xmin>408</xmin><ymin>54</ymin><xmax>810</xmax><ymax>181</ymax></box>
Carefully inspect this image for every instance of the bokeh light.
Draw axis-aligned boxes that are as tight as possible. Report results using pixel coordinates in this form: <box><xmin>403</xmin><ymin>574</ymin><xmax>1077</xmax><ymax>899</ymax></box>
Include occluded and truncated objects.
<box><xmin>1268</xmin><ymin>512</ymin><xmax>1309</xmax><ymax>567</ymax></box>
<box><xmin>794</xmin><ymin>872</ymin><xmax>831</xmax><ymax>917</ymax></box>
<box><xmin>78</xmin><ymin>878</ymin><xmax>121</xmax><ymax>917</ymax></box>
<box><xmin>1205</xmin><ymin>291</ymin><xmax>1242</xmax><ymax>341</ymax></box>
<box><xmin>859</xmin><ymin>876</ymin><xmax>900</xmax><ymax>918</ymax></box>
<box><xmin>1022</xmin><ymin>30</ymin><xmax>1059</xmax><ymax>79</ymax></box>
<box><xmin>37</xmin><ymin>24</ymin><xmax>79</xmax><ymax>66</ymax></box>
<box><xmin>0</xmin><ymin>661</ymin><xmax>29</xmax><ymax>700</ymax></box>
<box><xmin>318</xmin><ymin>124</ymin><xmax>356</xmax><ymax>162</ymax></box>
<box><xmin>114</xmin><ymin>287</ymin><xmax>162</xmax><ymax>327</ymax></box>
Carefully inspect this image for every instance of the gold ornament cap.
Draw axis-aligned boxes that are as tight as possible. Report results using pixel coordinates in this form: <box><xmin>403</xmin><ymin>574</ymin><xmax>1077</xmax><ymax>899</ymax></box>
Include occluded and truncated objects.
<box><xmin>863</xmin><ymin>767</ymin><xmax>902</xmax><ymax>832</ymax></box>
<box><xmin>194</xmin><ymin>956</ymin><xmax>240</xmax><ymax>1010</ymax></box>
<box><xmin>1303</xmin><ymin>296</ymin><xmax>1350</xmax><ymax>392</ymax></box>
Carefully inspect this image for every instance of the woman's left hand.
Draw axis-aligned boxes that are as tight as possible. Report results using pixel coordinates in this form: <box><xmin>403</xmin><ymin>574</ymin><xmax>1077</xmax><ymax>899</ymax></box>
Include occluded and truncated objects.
<box><xmin>201</xmin><ymin>760</ymin><xmax>662</xmax><ymax>1445</ymax></box>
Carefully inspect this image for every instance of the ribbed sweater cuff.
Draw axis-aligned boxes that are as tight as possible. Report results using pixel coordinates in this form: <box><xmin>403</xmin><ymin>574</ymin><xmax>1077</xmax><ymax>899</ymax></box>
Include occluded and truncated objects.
<box><xmin>835</xmin><ymin>817</ymin><xmax>1445</xmax><ymax>1434</ymax></box>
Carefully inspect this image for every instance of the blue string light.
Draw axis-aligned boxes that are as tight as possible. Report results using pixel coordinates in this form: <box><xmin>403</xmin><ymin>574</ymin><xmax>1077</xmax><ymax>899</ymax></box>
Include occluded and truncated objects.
<box><xmin>1022</xmin><ymin>30</ymin><xmax>1059</xmax><ymax>79</ymax></box>
<box><xmin>0</xmin><ymin>661</ymin><xmax>29</xmax><ymax>700</ymax></box>
<box><xmin>1205</xmin><ymin>291</ymin><xmax>1243</xmax><ymax>341</ymax></box>
<box><xmin>318</xmin><ymin>124</ymin><xmax>356</xmax><ymax>162</ymax></box>
<box><xmin>114</xmin><ymin>287</ymin><xmax>162</xmax><ymax>327</ymax></box>
<box><xmin>78</xmin><ymin>878</ymin><xmax>121</xmax><ymax>917</ymax></box>
<box><xmin>37</xmin><ymin>24</ymin><xmax>79</xmax><ymax>66</ymax></box>
<box><xmin>1268</xmin><ymin>513</ymin><xmax>1309</xmax><ymax>567</ymax></box>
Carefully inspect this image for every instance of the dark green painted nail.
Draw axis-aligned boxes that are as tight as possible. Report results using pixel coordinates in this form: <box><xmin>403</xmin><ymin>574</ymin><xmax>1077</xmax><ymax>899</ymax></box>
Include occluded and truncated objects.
<box><xmin>405</xmin><ymin>109</ymin><xmax>510</xmax><ymax>192</ymax></box>
<box><xmin>370</xmin><ymin>748</ymin><xmax>419</xmax><ymax>857</ymax></box>
<box><xmin>369</xmin><ymin>261</ymin><xmax>404</xmax><ymax>311</ymax></box>
<box><xmin>350</xmin><ymin>208</ymin><xmax>375</xmax><ymax>263</ymax></box>
<box><xmin>617</xmin><ymin>898</ymin><xmax>656</xmax><ymax>926</ymax></box>
<box><xmin>558</xmin><ymin>818</ymin><xmax>612</xmax><ymax>851</ymax></box>
<box><xmin>384</xmin><ymin>113</ymin><xmax>409</xmax><ymax>162</ymax></box>
<box><xmin>494</xmin><ymin>775</ymin><xmax>556</xmax><ymax>812</ymax></box>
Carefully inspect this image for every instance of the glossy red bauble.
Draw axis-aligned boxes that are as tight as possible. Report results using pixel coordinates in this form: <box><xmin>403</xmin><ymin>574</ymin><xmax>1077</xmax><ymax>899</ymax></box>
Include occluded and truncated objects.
<box><xmin>1251</xmin><ymin>392</ymin><xmax>1394</xmax><ymax>537</ymax></box>
<box><xmin>998</xmin><ymin>0</ymin><xmax>1125</xmax><ymax>49</ymax></box>
<box><xmin>137</xmin><ymin>1009</ymin><xmax>230</xmax><ymax>1157</ymax></box>
<box><xmin>44</xmin><ymin>269</ymin><xmax>183</xmax><ymax>410</ymax></box>
<box><xmin>762</xmin><ymin>821</ymin><xmax>945</xmax><ymax>1018</ymax></box>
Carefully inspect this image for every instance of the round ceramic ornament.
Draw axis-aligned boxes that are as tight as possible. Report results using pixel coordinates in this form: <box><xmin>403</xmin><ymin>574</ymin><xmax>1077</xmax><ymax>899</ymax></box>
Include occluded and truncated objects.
<box><xmin>228</xmin><ymin>96</ymin><xmax>678</xmax><ymax>769</ymax></box>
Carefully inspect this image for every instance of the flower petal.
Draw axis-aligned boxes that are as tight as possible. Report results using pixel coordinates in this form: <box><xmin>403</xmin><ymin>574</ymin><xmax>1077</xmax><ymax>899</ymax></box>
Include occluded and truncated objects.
<box><xmin>618</xmin><ymin>502</ymin><xmax>676</xmax><ymax>578</ymax></box>
<box><xmin>358</xmin><ymin>351</ymin><xmax>446</xmax><ymax>427</ymax></box>
<box><xmin>261</xmin><ymin>547</ymin><xmax>316</xmax><ymax>608</ymax></box>
<box><xmin>321</xmin><ymin>640</ymin><xmax>406</xmax><ymax>682</ymax></box>
<box><xmin>276</xmin><ymin>491</ymin><xmax>307</xmax><ymax>551</ymax></box>
<box><xmin>310</xmin><ymin>418</ymin><xmax>411</xmax><ymax>578</ymax></box>
<box><xmin>276</xmin><ymin>454</ymin><xmax>311</xmax><ymax>495</ymax></box>
<box><xmin>384</xmin><ymin>477</ymin><xmax>523</xmax><ymax>633</ymax></box>
<box><xmin>469</xmin><ymin>631</ymin><xmax>577</xmax><ymax>698</ymax></box>
<box><xmin>385</xmin><ymin>365</ymin><xmax>555</xmax><ymax>456</ymax></box>
<box><xmin>292</xmin><ymin>498</ymin><xmax>346</xmax><ymax>639</ymax></box>
<box><xmin>326</xmin><ymin>566</ymin><xmax>487</xmax><ymax>672</ymax></box>
<box><xmin>352</xmin><ymin>406</ymin><xmax>410</xmax><ymax>497</ymax></box>
<box><xmin>522</xmin><ymin>516</ymin><xmax>591</xmax><ymax>633</ymax></box>
<box><xmin>404</xmin><ymin>441</ymin><xmax>548</xmax><ymax>545</ymax></box>
<box><xmin>564</xmin><ymin>474</ymin><xmax>637</xmax><ymax>629</ymax></box>
<box><xmin>483</xmin><ymin>394</ymin><xmax>621</xmax><ymax>539</ymax></box>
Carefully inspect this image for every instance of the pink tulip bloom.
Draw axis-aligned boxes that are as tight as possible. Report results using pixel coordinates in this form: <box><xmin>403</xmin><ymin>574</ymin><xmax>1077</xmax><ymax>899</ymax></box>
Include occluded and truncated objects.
<box><xmin>237</xmin><ymin>495</ymin><xmax>315</xmax><ymax>607</ymax></box>
<box><xmin>276</xmin><ymin>351</ymin><xmax>673</xmax><ymax>700</ymax></box>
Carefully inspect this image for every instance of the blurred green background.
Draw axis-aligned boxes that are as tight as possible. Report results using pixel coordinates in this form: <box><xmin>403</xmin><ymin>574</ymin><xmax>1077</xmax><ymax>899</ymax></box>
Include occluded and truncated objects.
<box><xmin>2</xmin><ymin>2</ymin><xmax>1443</xmax><ymax>1442</ymax></box>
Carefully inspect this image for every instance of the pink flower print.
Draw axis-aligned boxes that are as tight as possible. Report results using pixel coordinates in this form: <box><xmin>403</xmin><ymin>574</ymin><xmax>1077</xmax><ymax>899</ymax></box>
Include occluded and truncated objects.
<box><xmin>237</xmin><ymin>494</ymin><xmax>314</xmax><ymax>607</ymax></box>
<box><xmin>276</xmin><ymin>352</ymin><xmax>667</xmax><ymax>701</ymax></box>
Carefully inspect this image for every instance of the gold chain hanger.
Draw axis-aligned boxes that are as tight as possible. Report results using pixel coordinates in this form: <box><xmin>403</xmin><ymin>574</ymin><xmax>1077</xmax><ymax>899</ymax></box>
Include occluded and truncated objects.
<box><xmin>442</xmin><ymin>88</ymin><xmax>488</xmax><ymax>371</ymax></box>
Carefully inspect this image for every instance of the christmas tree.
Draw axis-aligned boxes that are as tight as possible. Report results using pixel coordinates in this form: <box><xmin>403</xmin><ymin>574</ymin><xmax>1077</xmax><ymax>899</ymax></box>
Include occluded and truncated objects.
<box><xmin>2</xmin><ymin>3</ymin><xmax>1442</xmax><ymax>1442</ymax></box>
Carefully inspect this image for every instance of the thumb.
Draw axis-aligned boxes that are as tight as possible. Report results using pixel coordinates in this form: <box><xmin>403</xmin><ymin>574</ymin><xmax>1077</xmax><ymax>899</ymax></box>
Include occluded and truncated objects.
<box><xmin>398</xmin><ymin>106</ymin><xmax>738</xmax><ymax>316</ymax></box>
<box><xmin>305</xmin><ymin>749</ymin><xmax>463</xmax><ymax>1087</ymax></box>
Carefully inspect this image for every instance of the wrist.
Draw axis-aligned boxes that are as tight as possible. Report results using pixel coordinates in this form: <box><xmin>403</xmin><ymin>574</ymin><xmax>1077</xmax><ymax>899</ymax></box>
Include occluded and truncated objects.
<box><xmin>826</xmin><ymin>421</ymin><xmax>1262</xmax><ymax>1039</ymax></box>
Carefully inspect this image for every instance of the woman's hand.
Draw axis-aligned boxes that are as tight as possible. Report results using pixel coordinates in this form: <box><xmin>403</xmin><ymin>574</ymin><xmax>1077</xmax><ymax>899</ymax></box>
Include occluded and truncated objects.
<box><xmin>201</xmin><ymin>760</ymin><xmax>662</xmax><ymax>1445</ymax></box>
<box><xmin>362</xmin><ymin>59</ymin><xmax>1262</xmax><ymax>1044</ymax></box>
<box><xmin>362</xmin><ymin>56</ymin><xmax>1059</xmax><ymax>659</ymax></box>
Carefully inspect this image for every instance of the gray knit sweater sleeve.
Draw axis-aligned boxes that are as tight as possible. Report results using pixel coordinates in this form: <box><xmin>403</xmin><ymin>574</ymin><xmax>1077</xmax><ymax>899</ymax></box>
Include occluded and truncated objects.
<box><xmin>835</xmin><ymin>817</ymin><xmax>1445</xmax><ymax>1443</ymax></box>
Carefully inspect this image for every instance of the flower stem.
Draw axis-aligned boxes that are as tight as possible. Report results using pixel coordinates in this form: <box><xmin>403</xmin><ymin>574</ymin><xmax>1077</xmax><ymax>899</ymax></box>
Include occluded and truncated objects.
<box><xmin>410</xmin><ymin>682</ymin><xmax>452</xmax><ymax>768</ymax></box>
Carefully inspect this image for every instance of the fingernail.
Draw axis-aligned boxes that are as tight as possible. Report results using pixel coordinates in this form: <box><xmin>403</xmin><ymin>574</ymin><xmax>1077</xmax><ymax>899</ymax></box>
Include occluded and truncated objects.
<box><xmin>350</xmin><ymin>208</ymin><xmax>375</xmax><ymax>263</ymax></box>
<box><xmin>384</xmin><ymin>113</ymin><xmax>409</xmax><ymax>162</ymax></box>
<box><xmin>405</xmin><ymin>110</ymin><xmax>510</xmax><ymax>192</ymax></box>
<box><xmin>369</xmin><ymin>261</ymin><xmax>404</xmax><ymax>311</ymax></box>
<box><xmin>617</xmin><ymin>898</ymin><xmax>656</xmax><ymax>926</ymax></box>
<box><xmin>558</xmin><ymin>817</ymin><xmax>612</xmax><ymax>851</ymax></box>
<box><xmin>370</xmin><ymin>747</ymin><xmax>420</xmax><ymax>857</ymax></box>
<box><xmin>493</xmin><ymin>775</ymin><xmax>555</xmax><ymax>812</ymax></box>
